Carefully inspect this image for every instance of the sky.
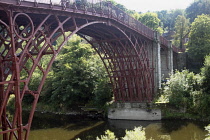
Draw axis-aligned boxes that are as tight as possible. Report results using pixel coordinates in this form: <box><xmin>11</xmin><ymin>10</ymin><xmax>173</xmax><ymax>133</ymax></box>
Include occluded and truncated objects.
<box><xmin>114</xmin><ymin>0</ymin><xmax>195</xmax><ymax>13</ymax></box>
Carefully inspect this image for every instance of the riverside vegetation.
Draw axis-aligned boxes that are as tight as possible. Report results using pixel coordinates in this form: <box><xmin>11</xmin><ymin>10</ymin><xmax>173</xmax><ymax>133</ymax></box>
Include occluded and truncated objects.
<box><xmin>156</xmin><ymin>55</ymin><xmax>210</xmax><ymax>120</ymax></box>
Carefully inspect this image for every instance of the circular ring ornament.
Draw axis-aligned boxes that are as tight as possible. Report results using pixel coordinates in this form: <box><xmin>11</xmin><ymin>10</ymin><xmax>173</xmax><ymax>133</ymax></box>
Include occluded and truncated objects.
<box><xmin>13</xmin><ymin>13</ymin><xmax>34</xmax><ymax>41</ymax></box>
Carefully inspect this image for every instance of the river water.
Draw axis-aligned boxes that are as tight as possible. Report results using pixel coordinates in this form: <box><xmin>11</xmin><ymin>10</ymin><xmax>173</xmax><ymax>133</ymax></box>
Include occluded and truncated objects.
<box><xmin>25</xmin><ymin>112</ymin><xmax>209</xmax><ymax>140</ymax></box>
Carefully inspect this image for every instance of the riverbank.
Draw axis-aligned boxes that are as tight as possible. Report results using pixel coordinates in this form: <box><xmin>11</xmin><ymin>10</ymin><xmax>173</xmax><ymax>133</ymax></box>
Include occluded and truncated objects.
<box><xmin>160</xmin><ymin>105</ymin><xmax>210</xmax><ymax>122</ymax></box>
<box><xmin>18</xmin><ymin>101</ymin><xmax>210</xmax><ymax>122</ymax></box>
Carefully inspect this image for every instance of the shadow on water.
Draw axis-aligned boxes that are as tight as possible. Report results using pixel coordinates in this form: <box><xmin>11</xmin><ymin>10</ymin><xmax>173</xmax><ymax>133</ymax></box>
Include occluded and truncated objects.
<box><xmin>74</xmin><ymin>120</ymin><xmax>161</xmax><ymax>140</ymax></box>
<box><xmin>160</xmin><ymin>120</ymin><xmax>189</xmax><ymax>133</ymax></box>
<box><xmin>30</xmin><ymin>111</ymin><xmax>102</xmax><ymax>130</ymax></box>
<box><xmin>75</xmin><ymin>119</ymin><xmax>209</xmax><ymax>140</ymax></box>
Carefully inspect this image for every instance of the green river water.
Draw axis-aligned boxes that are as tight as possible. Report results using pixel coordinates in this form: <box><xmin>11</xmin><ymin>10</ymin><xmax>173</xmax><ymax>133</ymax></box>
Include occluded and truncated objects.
<box><xmin>25</xmin><ymin>112</ymin><xmax>209</xmax><ymax>140</ymax></box>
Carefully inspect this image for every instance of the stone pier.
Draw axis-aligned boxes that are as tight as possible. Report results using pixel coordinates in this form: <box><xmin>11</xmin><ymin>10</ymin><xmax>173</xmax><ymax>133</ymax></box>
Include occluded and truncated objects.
<box><xmin>107</xmin><ymin>32</ymin><xmax>175</xmax><ymax>121</ymax></box>
<box><xmin>108</xmin><ymin>102</ymin><xmax>161</xmax><ymax>120</ymax></box>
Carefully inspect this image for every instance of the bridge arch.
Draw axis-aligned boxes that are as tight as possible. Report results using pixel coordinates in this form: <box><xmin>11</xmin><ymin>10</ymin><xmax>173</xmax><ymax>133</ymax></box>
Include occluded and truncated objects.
<box><xmin>0</xmin><ymin>11</ymin><xmax>154</xmax><ymax>140</ymax></box>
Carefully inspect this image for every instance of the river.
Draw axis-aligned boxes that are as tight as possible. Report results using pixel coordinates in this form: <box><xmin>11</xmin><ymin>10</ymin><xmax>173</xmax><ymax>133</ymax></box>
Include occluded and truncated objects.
<box><xmin>25</xmin><ymin>111</ymin><xmax>209</xmax><ymax>140</ymax></box>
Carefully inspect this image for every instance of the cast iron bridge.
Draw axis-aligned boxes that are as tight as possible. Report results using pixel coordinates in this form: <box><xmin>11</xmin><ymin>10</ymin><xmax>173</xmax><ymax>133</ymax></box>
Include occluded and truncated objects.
<box><xmin>0</xmin><ymin>0</ymin><xmax>183</xmax><ymax>139</ymax></box>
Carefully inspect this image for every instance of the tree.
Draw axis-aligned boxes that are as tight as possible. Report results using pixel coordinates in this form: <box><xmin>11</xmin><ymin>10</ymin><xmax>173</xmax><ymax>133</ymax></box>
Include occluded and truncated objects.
<box><xmin>159</xmin><ymin>70</ymin><xmax>202</xmax><ymax>111</ymax></box>
<box><xmin>201</xmin><ymin>55</ymin><xmax>210</xmax><ymax>95</ymax></box>
<box><xmin>108</xmin><ymin>0</ymin><xmax>135</xmax><ymax>14</ymax></box>
<box><xmin>205</xmin><ymin>125</ymin><xmax>210</xmax><ymax>140</ymax></box>
<box><xmin>173</xmin><ymin>15</ymin><xmax>190</xmax><ymax>48</ymax></box>
<box><xmin>41</xmin><ymin>35</ymin><xmax>112</xmax><ymax>111</ymax></box>
<box><xmin>132</xmin><ymin>12</ymin><xmax>141</xmax><ymax>20</ymax></box>
<box><xmin>187</xmin><ymin>14</ymin><xmax>210</xmax><ymax>64</ymax></box>
<box><xmin>156</xmin><ymin>10</ymin><xmax>168</xmax><ymax>29</ymax></box>
<box><xmin>138</xmin><ymin>12</ymin><xmax>163</xmax><ymax>34</ymax></box>
<box><xmin>186</xmin><ymin>0</ymin><xmax>210</xmax><ymax>23</ymax></box>
<box><xmin>156</xmin><ymin>9</ymin><xmax>184</xmax><ymax>31</ymax></box>
<box><xmin>197</xmin><ymin>55</ymin><xmax>210</xmax><ymax>117</ymax></box>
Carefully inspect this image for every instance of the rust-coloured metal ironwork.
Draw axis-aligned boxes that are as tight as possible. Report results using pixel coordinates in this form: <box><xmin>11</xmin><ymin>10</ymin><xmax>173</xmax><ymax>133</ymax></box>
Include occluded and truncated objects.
<box><xmin>0</xmin><ymin>0</ymin><xmax>181</xmax><ymax>139</ymax></box>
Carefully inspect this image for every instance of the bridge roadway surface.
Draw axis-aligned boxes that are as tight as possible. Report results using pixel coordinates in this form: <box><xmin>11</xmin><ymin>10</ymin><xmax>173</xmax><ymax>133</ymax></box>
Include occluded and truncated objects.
<box><xmin>0</xmin><ymin>0</ymin><xmax>182</xmax><ymax>139</ymax></box>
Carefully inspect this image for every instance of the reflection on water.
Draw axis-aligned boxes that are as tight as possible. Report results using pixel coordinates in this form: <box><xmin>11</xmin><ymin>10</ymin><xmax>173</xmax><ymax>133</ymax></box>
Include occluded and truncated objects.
<box><xmin>145</xmin><ymin>122</ymin><xmax>206</xmax><ymax>140</ymax></box>
<box><xmin>24</xmin><ymin>112</ymin><xmax>210</xmax><ymax>140</ymax></box>
<box><xmin>29</xmin><ymin>122</ymin><xmax>104</xmax><ymax>140</ymax></box>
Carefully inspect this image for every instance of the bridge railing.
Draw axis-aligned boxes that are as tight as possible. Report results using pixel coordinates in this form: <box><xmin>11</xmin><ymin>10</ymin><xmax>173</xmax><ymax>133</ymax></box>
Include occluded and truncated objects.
<box><xmin>20</xmin><ymin>0</ymin><xmax>154</xmax><ymax>40</ymax></box>
<box><xmin>22</xmin><ymin>0</ymin><xmax>51</xmax><ymax>4</ymax></box>
<box><xmin>20</xmin><ymin>0</ymin><xmax>183</xmax><ymax>52</ymax></box>
<box><xmin>160</xmin><ymin>36</ymin><xmax>168</xmax><ymax>47</ymax></box>
<box><xmin>172</xmin><ymin>45</ymin><xmax>185</xmax><ymax>53</ymax></box>
<box><xmin>107</xmin><ymin>2</ymin><xmax>154</xmax><ymax>40</ymax></box>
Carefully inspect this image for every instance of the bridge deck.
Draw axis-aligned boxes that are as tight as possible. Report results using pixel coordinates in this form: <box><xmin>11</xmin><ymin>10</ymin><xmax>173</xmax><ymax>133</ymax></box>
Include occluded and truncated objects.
<box><xmin>0</xmin><ymin>0</ymin><xmax>185</xmax><ymax>52</ymax></box>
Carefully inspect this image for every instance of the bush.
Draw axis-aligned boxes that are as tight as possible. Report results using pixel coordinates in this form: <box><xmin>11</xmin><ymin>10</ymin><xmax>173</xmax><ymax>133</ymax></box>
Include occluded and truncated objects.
<box><xmin>205</xmin><ymin>125</ymin><xmax>210</xmax><ymax>140</ymax></box>
<box><xmin>122</xmin><ymin>127</ymin><xmax>149</xmax><ymax>140</ymax></box>
<box><xmin>198</xmin><ymin>55</ymin><xmax>210</xmax><ymax>117</ymax></box>
<box><xmin>159</xmin><ymin>70</ymin><xmax>202</xmax><ymax>111</ymax></box>
<box><xmin>159</xmin><ymin>55</ymin><xmax>210</xmax><ymax>118</ymax></box>
<box><xmin>201</xmin><ymin>55</ymin><xmax>210</xmax><ymax>95</ymax></box>
<box><xmin>96</xmin><ymin>130</ymin><xmax>117</xmax><ymax>140</ymax></box>
<box><xmin>95</xmin><ymin>127</ymin><xmax>153</xmax><ymax>140</ymax></box>
<box><xmin>30</xmin><ymin>35</ymin><xmax>112</xmax><ymax>112</ymax></box>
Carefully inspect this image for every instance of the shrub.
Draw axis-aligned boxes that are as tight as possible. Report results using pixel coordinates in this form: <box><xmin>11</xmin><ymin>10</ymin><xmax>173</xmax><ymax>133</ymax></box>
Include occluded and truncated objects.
<box><xmin>198</xmin><ymin>55</ymin><xmax>210</xmax><ymax>117</ymax></box>
<box><xmin>201</xmin><ymin>55</ymin><xmax>210</xmax><ymax>95</ymax></box>
<box><xmin>160</xmin><ymin>70</ymin><xmax>202</xmax><ymax>111</ymax></box>
<box><xmin>96</xmin><ymin>127</ymin><xmax>153</xmax><ymax>140</ymax></box>
<box><xmin>96</xmin><ymin>130</ymin><xmax>117</xmax><ymax>140</ymax></box>
<box><xmin>205</xmin><ymin>125</ymin><xmax>210</xmax><ymax>140</ymax></box>
<box><xmin>122</xmin><ymin>127</ymin><xmax>148</xmax><ymax>140</ymax></box>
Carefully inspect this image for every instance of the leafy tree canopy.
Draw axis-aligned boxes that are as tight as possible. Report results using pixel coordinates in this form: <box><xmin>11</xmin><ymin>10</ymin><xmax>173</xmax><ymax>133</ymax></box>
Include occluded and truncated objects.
<box><xmin>108</xmin><ymin>0</ymin><xmax>135</xmax><ymax>14</ymax></box>
<box><xmin>186</xmin><ymin>0</ymin><xmax>210</xmax><ymax>22</ymax></box>
<box><xmin>39</xmin><ymin>35</ymin><xmax>112</xmax><ymax>111</ymax></box>
<box><xmin>135</xmin><ymin>12</ymin><xmax>163</xmax><ymax>34</ymax></box>
<box><xmin>139</xmin><ymin>12</ymin><xmax>160</xmax><ymax>29</ymax></box>
<box><xmin>187</xmin><ymin>14</ymin><xmax>210</xmax><ymax>63</ymax></box>
<box><xmin>173</xmin><ymin>15</ymin><xmax>190</xmax><ymax>48</ymax></box>
<box><xmin>156</xmin><ymin>9</ymin><xmax>185</xmax><ymax>31</ymax></box>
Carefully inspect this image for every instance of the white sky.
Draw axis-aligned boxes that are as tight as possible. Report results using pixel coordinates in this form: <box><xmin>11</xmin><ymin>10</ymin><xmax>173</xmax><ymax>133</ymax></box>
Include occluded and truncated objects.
<box><xmin>114</xmin><ymin>0</ymin><xmax>195</xmax><ymax>12</ymax></box>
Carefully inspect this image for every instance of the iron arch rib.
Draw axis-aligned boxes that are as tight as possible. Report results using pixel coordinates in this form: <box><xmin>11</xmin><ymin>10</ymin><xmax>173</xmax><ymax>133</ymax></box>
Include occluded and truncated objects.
<box><xmin>77</xmin><ymin>24</ymin><xmax>154</xmax><ymax>102</ymax></box>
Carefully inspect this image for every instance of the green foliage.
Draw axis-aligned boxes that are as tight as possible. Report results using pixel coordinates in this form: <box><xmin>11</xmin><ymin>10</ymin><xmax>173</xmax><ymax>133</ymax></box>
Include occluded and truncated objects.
<box><xmin>187</xmin><ymin>15</ymin><xmax>210</xmax><ymax>69</ymax></box>
<box><xmin>40</xmin><ymin>35</ymin><xmax>112</xmax><ymax>111</ymax></box>
<box><xmin>96</xmin><ymin>127</ymin><xmax>153</xmax><ymax>140</ymax></box>
<box><xmin>122</xmin><ymin>127</ymin><xmax>151</xmax><ymax>140</ymax></box>
<box><xmin>139</xmin><ymin>12</ymin><xmax>160</xmax><ymax>29</ymax></box>
<box><xmin>132</xmin><ymin>12</ymin><xmax>141</xmax><ymax>20</ymax></box>
<box><xmin>187</xmin><ymin>14</ymin><xmax>210</xmax><ymax>66</ymax></box>
<box><xmin>159</xmin><ymin>55</ymin><xmax>210</xmax><ymax>118</ymax></box>
<box><xmin>109</xmin><ymin>0</ymin><xmax>135</xmax><ymax>15</ymax></box>
<box><xmin>205</xmin><ymin>125</ymin><xmax>210</xmax><ymax>140</ymax></box>
<box><xmin>186</xmin><ymin>0</ymin><xmax>210</xmax><ymax>22</ymax></box>
<box><xmin>162</xmin><ymin>109</ymin><xmax>200</xmax><ymax>120</ymax></box>
<box><xmin>160</xmin><ymin>70</ymin><xmax>202</xmax><ymax>111</ymax></box>
<box><xmin>156</xmin><ymin>9</ymin><xmax>185</xmax><ymax>31</ymax></box>
<box><xmin>92</xmin><ymin>78</ymin><xmax>112</xmax><ymax>108</ymax></box>
<box><xmin>188</xmin><ymin>17</ymin><xmax>209</xmax><ymax>69</ymax></box>
<box><xmin>173</xmin><ymin>15</ymin><xmax>190</xmax><ymax>48</ymax></box>
<box><xmin>199</xmin><ymin>55</ymin><xmax>210</xmax><ymax>117</ymax></box>
<box><xmin>156</xmin><ymin>10</ymin><xmax>169</xmax><ymax>29</ymax></box>
<box><xmin>201</xmin><ymin>55</ymin><xmax>210</xmax><ymax>94</ymax></box>
<box><xmin>96</xmin><ymin>130</ymin><xmax>117</xmax><ymax>140</ymax></box>
<box><xmin>138</xmin><ymin>12</ymin><xmax>163</xmax><ymax>34</ymax></box>
<box><xmin>198</xmin><ymin>95</ymin><xmax>210</xmax><ymax>117</ymax></box>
